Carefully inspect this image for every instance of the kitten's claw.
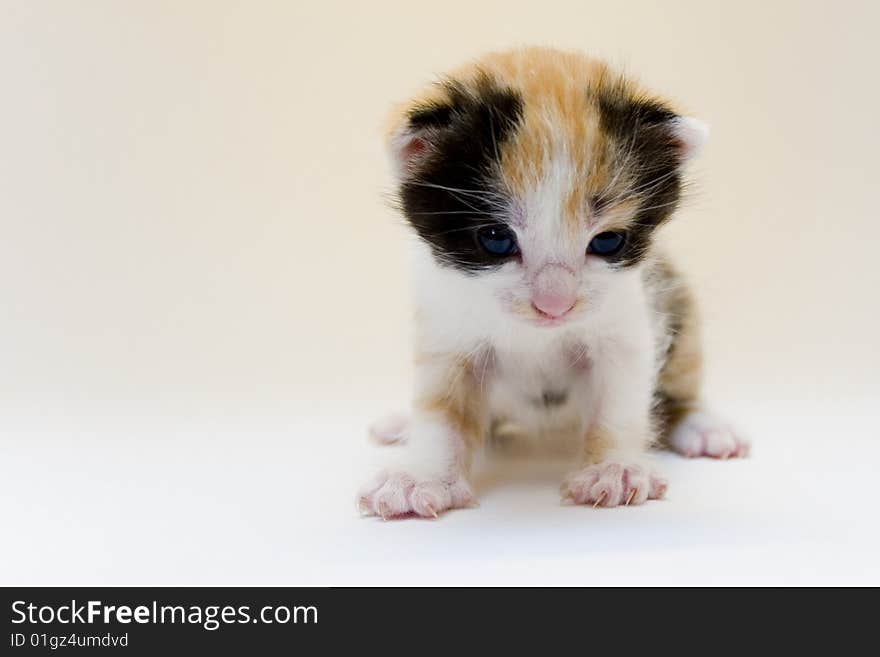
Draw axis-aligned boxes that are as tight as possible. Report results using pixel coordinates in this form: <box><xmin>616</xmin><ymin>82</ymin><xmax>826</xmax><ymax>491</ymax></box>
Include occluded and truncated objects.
<box><xmin>377</xmin><ymin>503</ymin><xmax>390</xmax><ymax>521</ymax></box>
<box><xmin>563</xmin><ymin>461</ymin><xmax>666</xmax><ymax>508</ymax></box>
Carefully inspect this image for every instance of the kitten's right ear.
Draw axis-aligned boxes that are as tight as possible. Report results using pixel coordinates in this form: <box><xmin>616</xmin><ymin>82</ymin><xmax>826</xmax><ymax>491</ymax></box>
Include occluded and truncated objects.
<box><xmin>670</xmin><ymin>116</ymin><xmax>710</xmax><ymax>162</ymax></box>
<box><xmin>386</xmin><ymin>100</ymin><xmax>454</xmax><ymax>179</ymax></box>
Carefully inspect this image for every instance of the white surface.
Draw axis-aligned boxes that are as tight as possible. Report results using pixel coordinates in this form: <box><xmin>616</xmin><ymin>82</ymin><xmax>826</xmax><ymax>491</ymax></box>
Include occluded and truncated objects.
<box><xmin>4</xmin><ymin>397</ymin><xmax>878</xmax><ymax>586</ymax></box>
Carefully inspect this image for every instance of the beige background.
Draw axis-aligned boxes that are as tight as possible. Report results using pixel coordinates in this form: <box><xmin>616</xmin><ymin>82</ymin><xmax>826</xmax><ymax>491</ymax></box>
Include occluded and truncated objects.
<box><xmin>1</xmin><ymin>1</ymin><xmax>878</xmax><ymax>420</ymax></box>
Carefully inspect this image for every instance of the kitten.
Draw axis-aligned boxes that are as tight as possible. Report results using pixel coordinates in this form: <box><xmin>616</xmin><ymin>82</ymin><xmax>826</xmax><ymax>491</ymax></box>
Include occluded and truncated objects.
<box><xmin>358</xmin><ymin>47</ymin><xmax>748</xmax><ymax>519</ymax></box>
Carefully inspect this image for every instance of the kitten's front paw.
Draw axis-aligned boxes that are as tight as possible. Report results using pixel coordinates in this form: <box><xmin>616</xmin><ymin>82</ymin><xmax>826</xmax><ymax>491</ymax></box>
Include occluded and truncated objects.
<box><xmin>357</xmin><ymin>471</ymin><xmax>475</xmax><ymax>519</ymax></box>
<box><xmin>561</xmin><ymin>461</ymin><xmax>667</xmax><ymax>508</ymax></box>
<box><xmin>669</xmin><ymin>411</ymin><xmax>750</xmax><ymax>459</ymax></box>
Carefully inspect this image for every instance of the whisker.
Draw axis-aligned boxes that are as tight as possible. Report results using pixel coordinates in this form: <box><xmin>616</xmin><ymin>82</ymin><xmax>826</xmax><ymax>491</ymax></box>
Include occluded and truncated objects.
<box><xmin>406</xmin><ymin>181</ymin><xmax>507</xmax><ymax>200</ymax></box>
<box><xmin>631</xmin><ymin>198</ymin><xmax>682</xmax><ymax>214</ymax></box>
<box><xmin>429</xmin><ymin>222</ymin><xmax>505</xmax><ymax>237</ymax></box>
<box><xmin>407</xmin><ymin>210</ymin><xmax>496</xmax><ymax>216</ymax></box>
<box><xmin>603</xmin><ymin>168</ymin><xmax>680</xmax><ymax>206</ymax></box>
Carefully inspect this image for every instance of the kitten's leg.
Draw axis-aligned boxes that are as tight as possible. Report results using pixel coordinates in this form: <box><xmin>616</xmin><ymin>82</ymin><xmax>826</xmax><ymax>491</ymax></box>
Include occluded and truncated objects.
<box><xmin>652</xmin><ymin>284</ymin><xmax>750</xmax><ymax>459</ymax></box>
<box><xmin>358</xmin><ymin>353</ymin><xmax>488</xmax><ymax>519</ymax></box>
<box><xmin>561</xmin><ymin>337</ymin><xmax>667</xmax><ymax>508</ymax></box>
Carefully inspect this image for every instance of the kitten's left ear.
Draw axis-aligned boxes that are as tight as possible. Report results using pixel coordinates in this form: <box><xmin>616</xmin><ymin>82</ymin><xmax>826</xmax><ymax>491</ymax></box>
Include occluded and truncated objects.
<box><xmin>670</xmin><ymin>116</ymin><xmax>709</xmax><ymax>161</ymax></box>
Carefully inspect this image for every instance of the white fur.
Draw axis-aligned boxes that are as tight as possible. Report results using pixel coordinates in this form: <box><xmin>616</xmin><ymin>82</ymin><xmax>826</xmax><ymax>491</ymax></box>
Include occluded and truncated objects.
<box><xmin>414</xmin><ymin>235</ymin><xmax>658</xmax><ymax>439</ymax></box>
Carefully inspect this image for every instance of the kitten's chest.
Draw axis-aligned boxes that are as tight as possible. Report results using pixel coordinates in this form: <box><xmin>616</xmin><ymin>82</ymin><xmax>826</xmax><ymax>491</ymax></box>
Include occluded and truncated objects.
<box><xmin>486</xmin><ymin>341</ymin><xmax>592</xmax><ymax>432</ymax></box>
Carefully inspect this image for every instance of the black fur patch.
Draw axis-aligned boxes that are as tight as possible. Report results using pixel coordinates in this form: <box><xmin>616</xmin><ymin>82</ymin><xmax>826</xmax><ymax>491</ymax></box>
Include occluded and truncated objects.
<box><xmin>592</xmin><ymin>86</ymin><xmax>683</xmax><ymax>268</ymax></box>
<box><xmin>399</xmin><ymin>76</ymin><xmax>524</xmax><ymax>273</ymax></box>
<box><xmin>408</xmin><ymin>103</ymin><xmax>454</xmax><ymax>129</ymax></box>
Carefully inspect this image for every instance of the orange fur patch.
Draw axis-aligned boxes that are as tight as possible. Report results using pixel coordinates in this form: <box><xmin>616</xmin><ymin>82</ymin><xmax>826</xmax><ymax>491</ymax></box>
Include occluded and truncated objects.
<box><xmin>413</xmin><ymin>346</ymin><xmax>491</xmax><ymax>465</ymax></box>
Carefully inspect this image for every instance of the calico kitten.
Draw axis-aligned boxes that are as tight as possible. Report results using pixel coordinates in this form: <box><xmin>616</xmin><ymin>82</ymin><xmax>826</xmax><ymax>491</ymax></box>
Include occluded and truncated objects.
<box><xmin>358</xmin><ymin>47</ymin><xmax>748</xmax><ymax>519</ymax></box>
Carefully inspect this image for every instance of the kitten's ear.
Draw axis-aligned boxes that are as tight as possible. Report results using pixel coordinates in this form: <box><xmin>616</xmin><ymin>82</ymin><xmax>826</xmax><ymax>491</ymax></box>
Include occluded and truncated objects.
<box><xmin>386</xmin><ymin>100</ymin><xmax>454</xmax><ymax>179</ymax></box>
<box><xmin>670</xmin><ymin>116</ymin><xmax>709</xmax><ymax>161</ymax></box>
<box><xmin>387</xmin><ymin>123</ymin><xmax>431</xmax><ymax>179</ymax></box>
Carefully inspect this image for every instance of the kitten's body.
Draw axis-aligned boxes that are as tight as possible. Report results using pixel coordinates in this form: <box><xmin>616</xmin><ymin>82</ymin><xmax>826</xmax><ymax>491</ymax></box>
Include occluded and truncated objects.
<box><xmin>359</xmin><ymin>48</ymin><xmax>747</xmax><ymax>519</ymax></box>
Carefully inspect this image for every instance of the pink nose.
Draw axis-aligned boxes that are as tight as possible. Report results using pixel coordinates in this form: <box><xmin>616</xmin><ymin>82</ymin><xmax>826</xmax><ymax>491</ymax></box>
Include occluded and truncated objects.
<box><xmin>531</xmin><ymin>292</ymin><xmax>575</xmax><ymax>318</ymax></box>
<box><xmin>531</xmin><ymin>263</ymin><xmax>577</xmax><ymax>319</ymax></box>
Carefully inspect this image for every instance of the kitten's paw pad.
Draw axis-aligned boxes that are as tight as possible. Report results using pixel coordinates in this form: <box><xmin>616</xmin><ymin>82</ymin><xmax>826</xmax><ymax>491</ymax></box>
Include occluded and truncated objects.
<box><xmin>669</xmin><ymin>411</ymin><xmax>750</xmax><ymax>459</ymax></box>
<box><xmin>357</xmin><ymin>472</ymin><xmax>475</xmax><ymax>519</ymax></box>
<box><xmin>368</xmin><ymin>412</ymin><xmax>409</xmax><ymax>445</ymax></box>
<box><xmin>561</xmin><ymin>461</ymin><xmax>667</xmax><ymax>508</ymax></box>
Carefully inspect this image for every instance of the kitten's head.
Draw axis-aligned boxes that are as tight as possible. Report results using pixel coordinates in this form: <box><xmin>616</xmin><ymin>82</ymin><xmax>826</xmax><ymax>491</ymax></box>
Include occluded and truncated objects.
<box><xmin>387</xmin><ymin>48</ymin><xmax>707</xmax><ymax>327</ymax></box>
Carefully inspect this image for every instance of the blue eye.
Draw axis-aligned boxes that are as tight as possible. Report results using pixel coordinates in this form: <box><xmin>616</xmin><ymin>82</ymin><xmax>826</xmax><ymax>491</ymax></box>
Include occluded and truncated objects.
<box><xmin>588</xmin><ymin>231</ymin><xmax>626</xmax><ymax>256</ymax></box>
<box><xmin>477</xmin><ymin>225</ymin><xmax>518</xmax><ymax>256</ymax></box>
